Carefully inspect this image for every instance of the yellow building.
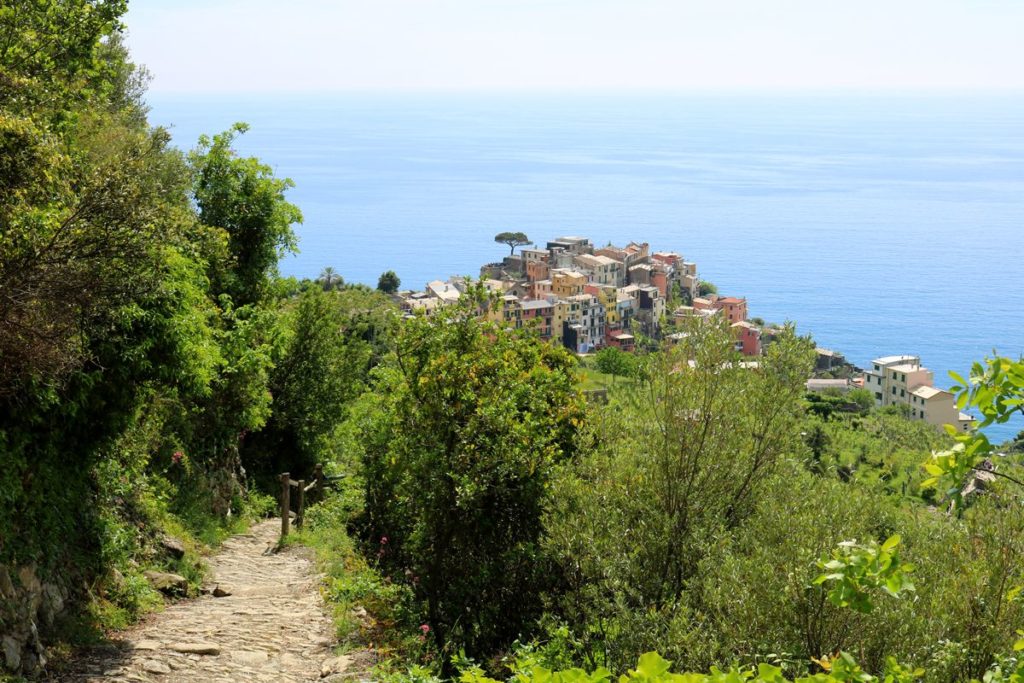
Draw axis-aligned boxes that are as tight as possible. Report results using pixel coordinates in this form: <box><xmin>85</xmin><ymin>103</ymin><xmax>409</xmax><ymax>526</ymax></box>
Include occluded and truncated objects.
<box><xmin>551</xmin><ymin>270</ymin><xmax>587</xmax><ymax>298</ymax></box>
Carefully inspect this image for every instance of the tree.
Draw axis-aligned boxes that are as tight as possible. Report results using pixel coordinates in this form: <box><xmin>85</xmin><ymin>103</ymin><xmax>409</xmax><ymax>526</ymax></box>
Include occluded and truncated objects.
<box><xmin>359</xmin><ymin>288</ymin><xmax>584</xmax><ymax>672</ymax></box>
<box><xmin>544</xmin><ymin>316</ymin><xmax>815</xmax><ymax>670</ymax></box>
<box><xmin>242</xmin><ymin>287</ymin><xmax>395</xmax><ymax>484</ymax></box>
<box><xmin>922</xmin><ymin>354</ymin><xmax>1024</xmax><ymax>508</ymax></box>
<box><xmin>697</xmin><ymin>279</ymin><xmax>718</xmax><ymax>297</ymax></box>
<box><xmin>494</xmin><ymin>231</ymin><xmax>530</xmax><ymax>255</ymax></box>
<box><xmin>189</xmin><ymin>123</ymin><xmax>302</xmax><ymax>306</ymax></box>
<box><xmin>594</xmin><ymin>346</ymin><xmax>637</xmax><ymax>384</ymax></box>
<box><xmin>377</xmin><ymin>269</ymin><xmax>400</xmax><ymax>294</ymax></box>
<box><xmin>317</xmin><ymin>266</ymin><xmax>343</xmax><ymax>291</ymax></box>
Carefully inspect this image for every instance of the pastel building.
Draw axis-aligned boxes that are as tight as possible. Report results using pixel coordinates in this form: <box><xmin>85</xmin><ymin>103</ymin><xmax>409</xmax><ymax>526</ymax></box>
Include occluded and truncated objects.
<box><xmin>574</xmin><ymin>253</ymin><xmax>625</xmax><ymax>287</ymax></box>
<box><xmin>519</xmin><ymin>299</ymin><xmax>554</xmax><ymax>339</ymax></box>
<box><xmin>864</xmin><ymin>355</ymin><xmax>974</xmax><ymax>432</ymax></box>
<box><xmin>551</xmin><ymin>270</ymin><xmax>587</xmax><ymax>298</ymax></box>
<box><xmin>585</xmin><ymin>284</ymin><xmax>620</xmax><ymax>328</ymax></box>
<box><xmin>731</xmin><ymin>321</ymin><xmax>762</xmax><ymax>357</ymax></box>
<box><xmin>693</xmin><ymin>295</ymin><xmax>747</xmax><ymax>324</ymax></box>
<box><xmin>563</xmin><ymin>293</ymin><xmax>606</xmax><ymax>352</ymax></box>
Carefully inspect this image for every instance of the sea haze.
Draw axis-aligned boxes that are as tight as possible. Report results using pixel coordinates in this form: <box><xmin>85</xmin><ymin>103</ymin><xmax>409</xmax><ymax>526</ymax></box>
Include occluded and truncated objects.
<box><xmin>148</xmin><ymin>92</ymin><xmax>1024</xmax><ymax>442</ymax></box>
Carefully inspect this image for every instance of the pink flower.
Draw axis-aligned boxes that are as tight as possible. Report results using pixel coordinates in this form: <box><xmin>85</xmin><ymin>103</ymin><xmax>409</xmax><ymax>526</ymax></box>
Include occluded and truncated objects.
<box><xmin>171</xmin><ymin>451</ymin><xmax>184</xmax><ymax>465</ymax></box>
<box><xmin>380</xmin><ymin>535</ymin><xmax>389</xmax><ymax>545</ymax></box>
<box><xmin>420</xmin><ymin>624</ymin><xmax>430</xmax><ymax>634</ymax></box>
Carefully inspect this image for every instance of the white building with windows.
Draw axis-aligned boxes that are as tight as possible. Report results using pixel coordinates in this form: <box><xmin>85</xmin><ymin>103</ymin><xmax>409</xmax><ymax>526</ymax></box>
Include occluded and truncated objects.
<box><xmin>863</xmin><ymin>355</ymin><xmax>974</xmax><ymax>432</ymax></box>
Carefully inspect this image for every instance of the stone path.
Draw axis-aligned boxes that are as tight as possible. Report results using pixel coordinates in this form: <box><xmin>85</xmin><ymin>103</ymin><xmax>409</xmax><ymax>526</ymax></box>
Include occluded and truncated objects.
<box><xmin>51</xmin><ymin>520</ymin><xmax>368</xmax><ymax>682</ymax></box>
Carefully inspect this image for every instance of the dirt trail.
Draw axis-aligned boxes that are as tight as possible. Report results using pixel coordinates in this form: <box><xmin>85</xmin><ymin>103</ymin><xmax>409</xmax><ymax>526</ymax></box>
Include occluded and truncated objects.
<box><xmin>52</xmin><ymin>520</ymin><xmax>367</xmax><ymax>682</ymax></box>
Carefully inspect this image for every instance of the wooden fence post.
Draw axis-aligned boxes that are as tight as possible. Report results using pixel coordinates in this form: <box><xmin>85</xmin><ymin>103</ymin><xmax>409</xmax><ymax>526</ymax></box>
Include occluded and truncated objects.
<box><xmin>280</xmin><ymin>472</ymin><xmax>290</xmax><ymax>538</ymax></box>
<box><xmin>314</xmin><ymin>464</ymin><xmax>324</xmax><ymax>502</ymax></box>
<box><xmin>296</xmin><ymin>479</ymin><xmax>306</xmax><ymax>529</ymax></box>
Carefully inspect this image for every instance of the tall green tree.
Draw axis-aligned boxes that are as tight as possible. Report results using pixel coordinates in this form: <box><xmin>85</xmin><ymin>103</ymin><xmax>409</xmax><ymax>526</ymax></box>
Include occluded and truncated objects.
<box><xmin>544</xmin><ymin>316</ymin><xmax>815</xmax><ymax>670</ymax></box>
<box><xmin>494</xmin><ymin>231</ymin><xmax>530</xmax><ymax>255</ymax></box>
<box><xmin>189</xmin><ymin>123</ymin><xmax>302</xmax><ymax>306</ymax></box>
<box><xmin>377</xmin><ymin>269</ymin><xmax>401</xmax><ymax>294</ymax></box>
<box><xmin>360</xmin><ymin>288</ymin><xmax>584</xmax><ymax>672</ymax></box>
<box><xmin>243</xmin><ymin>286</ymin><xmax>395</xmax><ymax>482</ymax></box>
<box><xmin>317</xmin><ymin>266</ymin><xmax>343</xmax><ymax>291</ymax></box>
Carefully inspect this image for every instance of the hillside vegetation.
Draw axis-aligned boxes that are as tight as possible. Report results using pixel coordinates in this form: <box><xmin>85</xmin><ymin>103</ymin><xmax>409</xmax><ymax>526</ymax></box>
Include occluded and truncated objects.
<box><xmin>2</xmin><ymin>4</ymin><xmax>1024</xmax><ymax>683</ymax></box>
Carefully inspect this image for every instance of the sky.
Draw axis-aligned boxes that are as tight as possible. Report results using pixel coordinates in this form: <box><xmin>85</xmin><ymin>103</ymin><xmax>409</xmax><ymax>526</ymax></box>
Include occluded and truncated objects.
<box><xmin>124</xmin><ymin>0</ymin><xmax>1024</xmax><ymax>93</ymax></box>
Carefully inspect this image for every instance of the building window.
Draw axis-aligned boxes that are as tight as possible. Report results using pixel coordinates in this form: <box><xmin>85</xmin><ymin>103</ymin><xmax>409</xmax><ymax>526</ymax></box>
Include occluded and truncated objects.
<box><xmin>900</xmin><ymin>389</ymin><xmax>905</xmax><ymax>397</ymax></box>
<box><xmin>892</xmin><ymin>387</ymin><xmax>897</xmax><ymax>395</ymax></box>
<box><xmin>875</xmin><ymin>392</ymin><xmax>882</xmax><ymax>401</ymax></box>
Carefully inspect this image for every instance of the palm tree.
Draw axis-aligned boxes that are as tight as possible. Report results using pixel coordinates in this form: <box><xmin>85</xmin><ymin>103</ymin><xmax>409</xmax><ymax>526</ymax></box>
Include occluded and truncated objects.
<box><xmin>317</xmin><ymin>267</ymin><xmax>343</xmax><ymax>291</ymax></box>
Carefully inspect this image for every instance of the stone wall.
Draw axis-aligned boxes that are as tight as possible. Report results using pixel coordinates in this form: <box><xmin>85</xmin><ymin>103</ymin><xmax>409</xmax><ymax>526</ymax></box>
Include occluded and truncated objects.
<box><xmin>1</xmin><ymin>563</ymin><xmax>68</xmax><ymax>677</ymax></box>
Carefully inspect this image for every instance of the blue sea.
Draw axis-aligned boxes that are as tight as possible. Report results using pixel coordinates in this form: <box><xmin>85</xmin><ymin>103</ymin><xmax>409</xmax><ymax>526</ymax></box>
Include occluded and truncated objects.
<box><xmin>147</xmin><ymin>92</ymin><xmax>1024</xmax><ymax>443</ymax></box>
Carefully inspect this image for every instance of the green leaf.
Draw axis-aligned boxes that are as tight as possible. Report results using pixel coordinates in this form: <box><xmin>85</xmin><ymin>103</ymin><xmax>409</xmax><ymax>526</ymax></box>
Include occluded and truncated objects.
<box><xmin>880</xmin><ymin>534</ymin><xmax>901</xmax><ymax>553</ymax></box>
<box><xmin>636</xmin><ymin>652</ymin><xmax>673</xmax><ymax>678</ymax></box>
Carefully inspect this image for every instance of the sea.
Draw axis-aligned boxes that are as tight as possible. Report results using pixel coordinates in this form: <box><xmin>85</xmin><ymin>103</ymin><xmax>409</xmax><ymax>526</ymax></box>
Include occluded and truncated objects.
<box><xmin>147</xmin><ymin>92</ymin><xmax>1024</xmax><ymax>443</ymax></box>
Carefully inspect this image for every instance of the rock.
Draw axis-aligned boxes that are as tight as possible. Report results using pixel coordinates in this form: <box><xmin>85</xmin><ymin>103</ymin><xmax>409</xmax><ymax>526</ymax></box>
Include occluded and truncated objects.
<box><xmin>132</xmin><ymin>639</ymin><xmax>162</xmax><ymax>651</ymax></box>
<box><xmin>21</xmin><ymin>651</ymin><xmax>39</xmax><ymax>675</ymax></box>
<box><xmin>2</xmin><ymin>636</ymin><xmax>21</xmax><ymax>672</ymax></box>
<box><xmin>40</xmin><ymin>582</ymin><xmax>64</xmax><ymax>627</ymax></box>
<box><xmin>212</xmin><ymin>585</ymin><xmax>232</xmax><ymax>597</ymax></box>
<box><xmin>321</xmin><ymin>654</ymin><xmax>353</xmax><ymax>677</ymax></box>
<box><xmin>168</xmin><ymin>642</ymin><xmax>221</xmax><ymax>655</ymax></box>
<box><xmin>143</xmin><ymin>658</ymin><xmax>172</xmax><ymax>674</ymax></box>
<box><xmin>143</xmin><ymin>571</ymin><xmax>188</xmax><ymax>594</ymax></box>
<box><xmin>230</xmin><ymin>650</ymin><xmax>268</xmax><ymax>666</ymax></box>
<box><xmin>18</xmin><ymin>564</ymin><xmax>40</xmax><ymax>594</ymax></box>
<box><xmin>160</xmin><ymin>535</ymin><xmax>187</xmax><ymax>560</ymax></box>
<box><xmin>0</xmin><ymin>566</ymin><xmax>13</xmax><ymax>600</ymax></box>
<box><xmin>351</xmin><ymin>606</ymin><xmax>367</xmax><ymax>619</ymax></box>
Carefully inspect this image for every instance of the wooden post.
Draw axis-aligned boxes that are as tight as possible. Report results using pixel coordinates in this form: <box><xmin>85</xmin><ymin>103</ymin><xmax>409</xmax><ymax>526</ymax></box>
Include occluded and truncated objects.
<box><xmin>296</xmin><ymin>479</ymin><xmax>306</xmax><ymax>529</ymax></box>
<box><xmin>314</xmin><ymin>464</ymin><xmax>324</xmax><ymax>502</ymax></box>
<box><xmin>280</xmin><ymin>472</ymin><xmax>290</xmax><ymax>538</ymax></box>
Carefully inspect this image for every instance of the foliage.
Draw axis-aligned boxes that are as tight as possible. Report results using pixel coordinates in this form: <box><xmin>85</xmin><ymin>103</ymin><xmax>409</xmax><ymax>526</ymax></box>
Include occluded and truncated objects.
<box><xmin>379</xmin><ymin>270</ymin><xmax>402</xmax><ymax>294</ymax></box>
<box><xmin>358</xmin><ymin>288</ymin><xmax>585</xmax><ymax>672</ymax></box>
<box><xmin>593</xmin><ymin>347</ymin><xmax>639</xmax><ymax>382</ymax></box>
<box><xmin>813</xmin><ymin>535</ymin><xmax>915</xmax><ymax>613</ymax></box>
<box><xmin>455</xmin><ymin>650</ymin><xmax>936</xmax><ymax>683</ymax></box>
<box><xmin>543</xmin><ymin>316</ymin><xmax>815</xmax><ymax>671</ymax></box>
<box><xmin>697</xmin><ymin>280</ymin><xmax>718</xmax><ymax>297</ymax></box>
<box><xmin>922</xmin><ymin>355</ymin><xmax>1024</xmax><ymax>509</ymax></box>
<box><xmin>495</xmin><ymin>231</ymin><xmax>531</xmax><ymax>255</ymax></box>
<box><xmin>0</xmin><ymin>2</ymin><xmax>320</xmax><ymax>669</ymax></box>
<box><xmin>189</xmin><ymin>122</ymin><xmax>302</xmax><ymax>306</ymax></box>
<box><xmin>319</xmin><ymin>266</ymin><xmax>344</xmax><ymax>290</ymax></box>
<box><xmin>242</xmin><ymin>286</ymin><xmax>396</xmax><ymax>483</ymax></box>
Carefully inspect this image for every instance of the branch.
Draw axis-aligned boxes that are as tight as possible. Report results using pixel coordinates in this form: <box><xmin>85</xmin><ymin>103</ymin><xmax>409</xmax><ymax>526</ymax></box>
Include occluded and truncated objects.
<box><xmin>972</xmin><ymin>465</ymin><xmax>1024</xmax><ymax>489</ymax></box>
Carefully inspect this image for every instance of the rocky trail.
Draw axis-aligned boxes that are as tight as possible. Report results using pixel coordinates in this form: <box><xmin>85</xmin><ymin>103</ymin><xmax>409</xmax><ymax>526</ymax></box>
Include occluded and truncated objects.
<box><xmin>50</xmin><ymin>520</ymin><xmax>372</xmax><ymax>682</ymax></box>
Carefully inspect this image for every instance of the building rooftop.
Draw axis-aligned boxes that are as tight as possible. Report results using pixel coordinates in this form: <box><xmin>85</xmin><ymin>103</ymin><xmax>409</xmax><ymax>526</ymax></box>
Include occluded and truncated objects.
<box><xmin>911</xmin><ymin>386</ymin><xmax>945</xmax><ymax>399</ymax></box>
<box><xmin>872</xmin><ymin>355</ymin><xmax>920</xmax><ymax>366</ymax></box>
<box><xmin>806</xmin><ymin>378</ymin><xmax>851</xmax><ymax>390</ymax></box>
<box><xmin>889</xmin><ymin>363</ymin><xmax>925</xmax><ymax>373</ymax></box>
<box><xmin>553</xmin><ymin>270</ymin><xmax>587</xmax><ymax>280</ymax></box>
<box><xmin>519</xmin><ymin>299</ymin><xmax>553</xmax><ymax>311</ymax></box>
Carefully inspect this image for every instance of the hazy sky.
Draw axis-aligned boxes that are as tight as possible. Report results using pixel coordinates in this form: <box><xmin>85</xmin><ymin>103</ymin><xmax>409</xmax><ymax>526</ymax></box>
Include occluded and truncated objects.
<box><xmin>126</xmin><ymin>0</ymin><xmax>1024</xmax><ymax>93</ymax></box>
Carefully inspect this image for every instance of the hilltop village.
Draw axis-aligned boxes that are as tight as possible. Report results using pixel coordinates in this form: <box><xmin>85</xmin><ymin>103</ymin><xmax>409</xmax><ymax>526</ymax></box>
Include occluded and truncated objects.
<box><xmin>393</xmin><ymin>234</ymin><xmax>975</xmax><ymax>433</ymax></box>
<box><xmin>396</xmin><ymin>235</ymin><xmax>757</xmax><ymax>355</ymax></box>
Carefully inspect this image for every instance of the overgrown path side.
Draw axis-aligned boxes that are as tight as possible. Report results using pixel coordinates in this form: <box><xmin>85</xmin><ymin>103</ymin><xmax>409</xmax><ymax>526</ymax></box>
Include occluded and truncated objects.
<box><xmin>52</xmin><ymin>519</ymin><xmax>351</xmax><ymax>683</ymax></box>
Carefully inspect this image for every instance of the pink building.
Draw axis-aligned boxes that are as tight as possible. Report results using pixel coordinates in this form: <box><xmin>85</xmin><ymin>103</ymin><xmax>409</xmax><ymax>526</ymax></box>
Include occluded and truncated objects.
<box><xmin>731</xmin><ymin>321</ymin><xmax>762</xmax><ymax>356</ymax></box>
<box><xmin>526</xmin><ymin>260</ymin><xmax>550</xmax><ymax>283</ymax></box>
<box><xmin>519</xmin><ymin>299</ymin><xmax>554</xmax><ymax>339</ymax></box>
<box><xmin>694</xmin><ymin>295</ymin><xmax>748</xmax><ymax>324</ymax></box>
